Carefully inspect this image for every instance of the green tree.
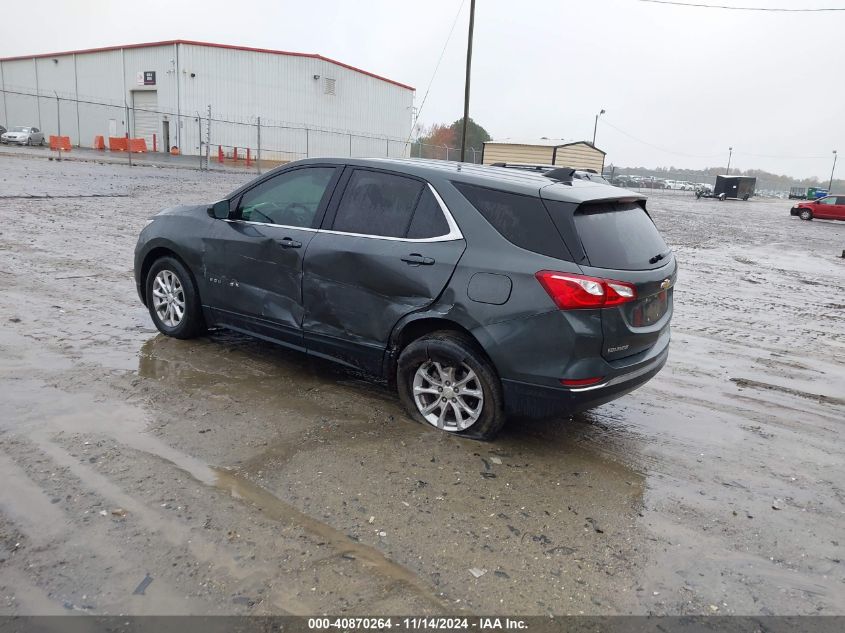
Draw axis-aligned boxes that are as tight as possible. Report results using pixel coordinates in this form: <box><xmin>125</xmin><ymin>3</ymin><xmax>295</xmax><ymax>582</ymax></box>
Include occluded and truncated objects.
<box><xmin>448</xmin><ymin>117</ymin><xmax>492</xmax><ymax>154</ymax></box>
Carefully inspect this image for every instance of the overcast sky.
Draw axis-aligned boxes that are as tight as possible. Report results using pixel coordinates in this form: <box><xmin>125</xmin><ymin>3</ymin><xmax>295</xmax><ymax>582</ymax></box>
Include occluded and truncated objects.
<box><xmin>2</xmin><ymin>0</ymin><xmax>841</xmax><ymax>178</ymax></box>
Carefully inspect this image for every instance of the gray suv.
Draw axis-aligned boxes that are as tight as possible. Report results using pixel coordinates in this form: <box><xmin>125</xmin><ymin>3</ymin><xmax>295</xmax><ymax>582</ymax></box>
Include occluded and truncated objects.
<box><xmin>134</xmin><ymin>158</ymin><xmax>676</xmax><ymax>439</ymax></box>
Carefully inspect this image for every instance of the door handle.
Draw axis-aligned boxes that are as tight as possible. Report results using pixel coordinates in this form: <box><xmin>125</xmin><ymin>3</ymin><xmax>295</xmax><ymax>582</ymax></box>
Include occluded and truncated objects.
<box><xmin>276</xmin><ymin>237</ymin><xmax>302</xmax><ymax>249</ymax></box>
<box><xmin>401</xmin><ymin>253</ymin><xmax>435</xmax><ymax>266</ymax></box>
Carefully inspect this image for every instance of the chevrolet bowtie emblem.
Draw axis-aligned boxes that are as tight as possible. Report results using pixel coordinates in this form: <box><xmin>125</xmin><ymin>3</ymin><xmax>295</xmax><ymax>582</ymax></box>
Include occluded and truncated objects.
<box><xmin>660</xmin><ymin>278</ymin><xmax>672</xmax><ymax>290</ymax></box>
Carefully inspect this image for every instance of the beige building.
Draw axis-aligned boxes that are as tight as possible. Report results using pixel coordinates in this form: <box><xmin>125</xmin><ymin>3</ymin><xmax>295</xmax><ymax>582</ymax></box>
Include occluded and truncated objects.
<box><xmin>482</xmin><ymin>138</ymin><xmax>606</xmax><ymax>172</ymax></box>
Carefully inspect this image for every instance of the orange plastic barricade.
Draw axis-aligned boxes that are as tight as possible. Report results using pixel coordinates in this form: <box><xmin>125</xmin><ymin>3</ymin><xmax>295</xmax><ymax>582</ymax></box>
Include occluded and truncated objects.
<box><xmin>109</xmin><ymin>136</ymin><xmax>128</xmax><ymax>152</ymax></box>
<box><xmin>128</xmin><ymin>138</ymin><xmax>148</xmax><ymax>153</ymax></box>
<box><xmin>93</xmin><ymin>135</ymin><xmax>106</xmax><ymax>150</ymax></box>
<box><xmin>218</xmin><ymin>145</ymin><xmax>224</xmax><ymax>163</ymax></box>
<box><xmin>49</xmin><ymin>135</ymin><xmax>72</xmax><ymax>151</ymax></box>
<box><xmin>246</xmin><ymin>148</ymin><xmax>252</xmax><ymax>167</ymax></box>
<box><xmin>170</xmin><ymin>146</ymin><xmax>180</xmax><ymax>155</ymax></box>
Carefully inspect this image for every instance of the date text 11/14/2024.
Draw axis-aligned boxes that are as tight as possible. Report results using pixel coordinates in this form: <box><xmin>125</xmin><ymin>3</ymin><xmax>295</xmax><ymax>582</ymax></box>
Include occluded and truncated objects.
<box><xmin>307</xmin><ymin>617</ymin><xmax>528</xmax><ymax>630</ymax></box>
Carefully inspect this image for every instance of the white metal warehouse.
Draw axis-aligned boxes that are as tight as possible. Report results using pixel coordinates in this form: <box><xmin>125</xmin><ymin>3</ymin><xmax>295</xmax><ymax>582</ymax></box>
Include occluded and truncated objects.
<box><xmin>0</xmin><ymin>40</ymin><xmax>415</xmax><ymax>160</ymax></box>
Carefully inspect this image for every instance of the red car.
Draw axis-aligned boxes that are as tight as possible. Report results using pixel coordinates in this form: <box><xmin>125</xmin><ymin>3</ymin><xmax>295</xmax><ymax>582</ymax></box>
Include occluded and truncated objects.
<box><xmin>790</xmin><ymin>195</ymin><xmax>845</xmax><ymax>221</ymax></box>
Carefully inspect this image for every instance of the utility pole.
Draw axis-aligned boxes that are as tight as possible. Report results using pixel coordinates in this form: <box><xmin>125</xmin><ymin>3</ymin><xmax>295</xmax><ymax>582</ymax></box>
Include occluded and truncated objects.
<box><xmin>726</xmin><ymin>147</ymin><xmax>733</xmax><ymax>175</ymax></box>
<box><xmin>459</xmin><ymin>0</ymin><xmax>476</xmax><ymax>163</ymax></box>
<box><xmin>829</xmin><ymin>150</ymin><xmax>838</xmax><ymax>191</ymax></box>
<box><xmin>592</xmin><ymin>109</ymin><xmax>605</xmax><ymax>146</ymax></box>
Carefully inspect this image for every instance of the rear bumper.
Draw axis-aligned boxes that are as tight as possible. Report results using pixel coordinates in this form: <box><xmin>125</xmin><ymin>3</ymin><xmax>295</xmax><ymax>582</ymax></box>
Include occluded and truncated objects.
<box><xmin>501</xmin><ymin>335</ymin><xmax>670</xmax><ymax>419</ymax></box>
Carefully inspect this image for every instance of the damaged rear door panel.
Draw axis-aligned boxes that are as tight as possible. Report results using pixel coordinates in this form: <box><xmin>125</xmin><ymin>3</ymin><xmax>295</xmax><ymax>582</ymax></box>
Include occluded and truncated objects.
<box><xmin>303</xmin><ymin>168</ymin><xmax>466</xmax><ymax>374</ymax></box>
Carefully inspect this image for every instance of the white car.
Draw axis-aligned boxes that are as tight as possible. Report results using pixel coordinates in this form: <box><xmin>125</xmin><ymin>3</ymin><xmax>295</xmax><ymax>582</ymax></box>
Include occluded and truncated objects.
<box><xmin>1</xmin><ymin>126</ymin><xmax>45</xmax><ymax>146</ymax></box>
<box><xmin>664</xmin><ymin>179</ymin><xmax>680</xmax><ymax>189</ymax></box>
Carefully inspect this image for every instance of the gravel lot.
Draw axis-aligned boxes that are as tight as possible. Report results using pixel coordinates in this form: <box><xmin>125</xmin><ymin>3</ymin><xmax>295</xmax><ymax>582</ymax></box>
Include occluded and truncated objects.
<box><xmin>0</xmin><ymin>152</ymin><xmax>843</xmax><ymax>616</ymax></box>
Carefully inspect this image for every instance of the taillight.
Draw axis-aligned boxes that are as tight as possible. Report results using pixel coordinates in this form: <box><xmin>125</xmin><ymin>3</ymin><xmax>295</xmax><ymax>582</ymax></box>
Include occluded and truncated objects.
<box><xmin>535</xmin><ymin>271</ymin><xmax>637</xmax><ymax>310</ymax></box>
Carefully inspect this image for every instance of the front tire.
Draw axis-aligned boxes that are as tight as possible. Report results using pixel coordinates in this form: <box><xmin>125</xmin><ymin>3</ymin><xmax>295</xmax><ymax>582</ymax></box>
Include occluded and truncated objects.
<box><xmin>145</xmin><ymin>256</ymin><xmax>205</xmax><ymax>339</ymax></box>
<box><xmin>397</xmin><ymin>331</ymin><xmax>506</xmax><ymax>440</ymax></box>
<box><xmin>799</xmin><ymin>209</ymin><xmax>813</xmax><ymax>221</ymax></box>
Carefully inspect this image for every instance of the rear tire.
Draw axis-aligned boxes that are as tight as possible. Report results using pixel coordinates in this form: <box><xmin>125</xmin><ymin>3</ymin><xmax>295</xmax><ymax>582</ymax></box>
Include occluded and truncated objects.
<box><xmin>799</xmin><ymin>209</ymin><xmax>813</xmax><ymax>221</ymax></box>
<box><xmin>397</xmin><ymin>331</ymin><xmax>506</xmax><ymax>440</ymax></box>
<box><xmin>145</xmin><ymin>256</ymin><xmax>206</xmax><ymax>339</ymax></box>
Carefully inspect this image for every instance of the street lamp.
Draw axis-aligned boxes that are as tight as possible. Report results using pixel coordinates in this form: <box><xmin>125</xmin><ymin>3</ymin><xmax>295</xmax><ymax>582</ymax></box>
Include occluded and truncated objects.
<box><xmin>726</xmin><ymin>147</ymin><xmax>733</xmax><ymax>175</ymax></box>
<box><xmin>592</xmin><ymin>109</ymin><xmax>605</xmax><ymax>146</ymax></box>
<box><xmin>829</xmin><ymin>150</ymin><xmax>838</xmax><ymax>191</ymax></box>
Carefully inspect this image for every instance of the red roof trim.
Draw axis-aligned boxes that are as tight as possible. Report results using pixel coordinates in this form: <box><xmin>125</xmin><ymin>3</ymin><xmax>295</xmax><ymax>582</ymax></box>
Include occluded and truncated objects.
<box><xmin>0</xmin><ymin>39</ymin><xmax>415</xmax><ymax>91</ymax></box>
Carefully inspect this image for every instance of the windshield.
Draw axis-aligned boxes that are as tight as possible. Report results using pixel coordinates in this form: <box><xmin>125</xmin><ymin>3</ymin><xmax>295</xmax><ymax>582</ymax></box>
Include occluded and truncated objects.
<box><xmin>11</xmin><ymin>127</ymin><xmax>29</xmax><ymax>133</ymax></box>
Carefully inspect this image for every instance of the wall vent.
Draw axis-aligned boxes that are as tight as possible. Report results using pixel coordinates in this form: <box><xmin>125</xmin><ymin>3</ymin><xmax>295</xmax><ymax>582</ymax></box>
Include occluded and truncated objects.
<box><xmin>324</xmin><ymin>77</ymin><xmax>336</xmax><ymax>96</ymax></box>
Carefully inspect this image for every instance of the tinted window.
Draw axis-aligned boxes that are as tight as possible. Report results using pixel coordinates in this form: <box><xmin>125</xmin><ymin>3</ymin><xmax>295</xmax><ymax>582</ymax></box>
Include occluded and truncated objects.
<box><xmin>573</xmin><ymin>202</ymin><xmax>669</xmax><ymax>270</ymax></box>
<box><xmin>333</xmin><ymin>170</ymin><xmax>423</xmax><ymax>237</ymax></box>
<box><xmin>239</xmin><ymin>167</ymin><xmax>335</xmax><ymax>227</ymax></box>
<box><xmin>453</xmin><ymin>182</ymin><xmax>571</xmax><ymax>260</ymax></box>
<box><xmin>407</xmin><ymin>187</ymin><xmax>450</xmax><ymax>238</ymax></box>
<box><xmin>836</xmin><ymin>197</ymin><xmax>845</xmax><ymax>205</ymax></box>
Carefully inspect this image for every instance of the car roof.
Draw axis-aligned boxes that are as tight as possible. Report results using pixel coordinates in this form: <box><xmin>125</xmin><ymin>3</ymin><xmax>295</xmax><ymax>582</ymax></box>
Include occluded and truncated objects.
<box><xmin>289</xmin><ymin>157</ymin><xmax>644</xmax><ymax>205</ymax></box>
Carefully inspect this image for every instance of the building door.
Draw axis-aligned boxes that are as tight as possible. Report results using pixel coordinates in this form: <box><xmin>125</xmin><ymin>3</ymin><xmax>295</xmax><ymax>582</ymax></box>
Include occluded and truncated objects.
<box><xmin>161</xmin><ymin>120</ymin><xmax>170</xmax><ymax>152</ymax></box>
<box><xmin>108</xmin><ymin>119</ymin><xmax>117</xmax><ymax>138</ymax></box>
<box><xmin>131</xmin><ymin>90</ymin><xmax>158</xmax><ymax>150</ymax></box>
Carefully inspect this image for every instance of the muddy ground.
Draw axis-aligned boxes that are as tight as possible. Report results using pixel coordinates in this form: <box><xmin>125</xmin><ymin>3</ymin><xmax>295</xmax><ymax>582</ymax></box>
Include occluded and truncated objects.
<box><xmin>0</xmin><ymin>152</ymin><xmax>843</xmax><ymax>616</ymax></box>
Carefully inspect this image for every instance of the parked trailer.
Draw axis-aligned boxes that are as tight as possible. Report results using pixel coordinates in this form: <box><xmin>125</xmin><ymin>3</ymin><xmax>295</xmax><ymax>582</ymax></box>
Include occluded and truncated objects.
<box><xmin>696</xmin><ymin>176</ymin><xmax>756</xmax><ymax>201</ymax></box>
<box><xmin>716</xmin><ymin>175</ymin><xmax>756</xmax><ymax>200</ymax></box>
<box><xmin>789</xmin><ymin>186</ymin><xmax>807</xmax><ymax>200</ymax></box>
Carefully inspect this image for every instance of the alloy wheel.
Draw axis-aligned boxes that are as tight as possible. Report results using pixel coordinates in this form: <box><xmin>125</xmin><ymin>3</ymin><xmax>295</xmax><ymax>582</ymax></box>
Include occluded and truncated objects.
<box><xmin>412</xmin><ymin>360</ymin><xmax>484</xmax><ymax>431</ymax></box>
<box><xmin>152</xmin><ymin>269</ymin><xmax>185</xmax><ymax>327</ymax></box>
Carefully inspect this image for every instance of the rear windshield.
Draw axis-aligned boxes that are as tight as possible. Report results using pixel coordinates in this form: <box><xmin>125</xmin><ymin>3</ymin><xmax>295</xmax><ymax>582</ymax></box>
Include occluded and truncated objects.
<box><xmin>573</xmin><ymin>202</ymin><xmax>669</xmax><ymax>270</ymax></box>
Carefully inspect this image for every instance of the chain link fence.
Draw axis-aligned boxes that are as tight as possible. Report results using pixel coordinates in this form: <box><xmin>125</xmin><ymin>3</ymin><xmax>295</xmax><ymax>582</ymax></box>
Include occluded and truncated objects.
<box><xmin>1</xmin><ymin>87</ymin><xmax>484</xmax><ymax>174</ymax></box>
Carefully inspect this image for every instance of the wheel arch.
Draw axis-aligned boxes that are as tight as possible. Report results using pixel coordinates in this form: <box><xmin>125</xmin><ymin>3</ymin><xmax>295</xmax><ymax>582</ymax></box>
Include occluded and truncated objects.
<box><xmin>139</xmin><ymin>245</ymin><xmax>200</xmax><ymax>306</ymax></box>
<box><xmin>384</xmin><ymin>314</ymin><xmax>498</xmax><ymax>385</ymax></box>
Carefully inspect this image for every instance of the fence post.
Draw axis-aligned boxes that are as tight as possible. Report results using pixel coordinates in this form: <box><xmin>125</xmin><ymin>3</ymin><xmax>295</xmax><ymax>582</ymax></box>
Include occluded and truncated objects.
<box><xmin>256</xmin><ymin>116</ymin><xmax>261</xmax><ymax>175</ymax></box>
<box><xmin>305</xmin><ymin>127</ymin><xmax>310</xmax><ymax>158</ymax></box>
<box><xmin>444</xmin><ymin>145</ymin><xmax>449</xmax><ymax>161</ymax></box>
<box><xmin>55</xmin><ymin>92</ymin><xmax>62</xmax><ymax>162</ymax></box>
<box><xmin>386</xmin><ymin>137</ymin><xmax>390</xmax><ymax>158</ymax></box>
<box><xmin>205</xmin><ymin>105</ymin><xmax>211</xmax><ymax>170</ymax></box>
<box><xmin>197</xmin><ymin>115</ymin><xmax>203</xmax><ymax>170</ymax></box>
<box><xmin>125</xmin><ymin>102</ymin><xmax>132</xmax><ymax>168</ymax></box>
<box><xmin>349</xmin><ymin>133</ymin><xmax>353</xmax><ymax>158</ymax></box>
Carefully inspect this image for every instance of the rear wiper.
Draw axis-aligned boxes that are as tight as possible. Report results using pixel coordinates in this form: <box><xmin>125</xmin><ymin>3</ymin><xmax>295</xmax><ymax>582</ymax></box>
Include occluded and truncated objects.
<box><xmin>649</xmin><ymin>250</ymin><xmax>670</xmax><ymax>264</ymax></box>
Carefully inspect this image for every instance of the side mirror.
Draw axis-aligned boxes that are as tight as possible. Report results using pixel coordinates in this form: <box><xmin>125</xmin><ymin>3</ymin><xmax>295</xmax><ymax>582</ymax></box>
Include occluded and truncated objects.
<box><xmin>208</xmin><ymin>200</ymin><xmax>230</xmax><ymax>219</ymax></box>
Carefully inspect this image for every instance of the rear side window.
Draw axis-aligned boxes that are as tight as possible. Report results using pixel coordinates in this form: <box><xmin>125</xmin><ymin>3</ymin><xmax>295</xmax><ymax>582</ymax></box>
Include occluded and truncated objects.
<box><xmin>573</xmin><ymin>202</ymin><xmax>669</xmax><ymax>270</ymax></box>
<box><xmin>407</xmin><ymin>187</ymin><xmax>451</xmax><ymax>238</ymax></box>
<box><xmin>333</xmin><ymin>170</ymin><xmax>423</xmax><ymax>237</ymax></box>
<box><xmin>453</xmin><ymin>183</ymin><xmax>571</xmax><ymax>260</ymax></box>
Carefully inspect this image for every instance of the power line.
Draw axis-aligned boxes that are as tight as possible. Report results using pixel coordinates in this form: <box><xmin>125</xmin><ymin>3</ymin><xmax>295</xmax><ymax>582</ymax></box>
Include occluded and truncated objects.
<box><xmin>408</xmin><ymin>0</ymin><xmax>467</xmax><ymax>143</ymax></box>
<box><xmin>601</xmin><ymin>118</ymin><xmax>831</xmax><ymax>162</ymax></box>
<box><xmin>637</xmin><ymin>0</ymin><xmax>845</xmax><ymax>11</ymax></box>
<box><xmin>601</xmin><ymin>118</ymin><xmax>724</xmax><ymax>158</ymax></box>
